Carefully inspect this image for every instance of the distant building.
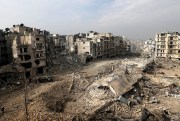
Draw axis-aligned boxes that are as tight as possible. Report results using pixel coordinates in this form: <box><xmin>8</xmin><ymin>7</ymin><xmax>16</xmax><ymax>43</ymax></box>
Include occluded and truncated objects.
<box><xmin>75</xmin><ymin>31</ymin><xmax>130</xmax><ymax>60</ymax></box>
<box><xmin>143</xmin><ymin>39</ymin><xmax>155</xmax><ymax>58</ymax></box>
<box><xmin>66</xmin><ymin>35</ymin><xmax>75</xmax><ymax>52</ymax></box>
<box><xmin>76</xmin><ymin>38</ymin><xmax>93</xmax><ymax>55</ymax></box>
<box><xmin>155</xmin><ymin>32</ymin><xmax>180</xmax><ymax>59</ymax></box>
<box><xmin>50</xmin><ymin>34</ymin><xmax>66</xmax><ymax>54</ymax></box>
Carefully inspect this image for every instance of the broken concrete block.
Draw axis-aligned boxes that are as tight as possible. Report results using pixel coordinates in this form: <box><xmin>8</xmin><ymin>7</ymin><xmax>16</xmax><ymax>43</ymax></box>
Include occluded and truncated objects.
<box><xmin>117</xmin><ymin>95</ymin><xmax>128</xmax><ymax>105</ymax></box>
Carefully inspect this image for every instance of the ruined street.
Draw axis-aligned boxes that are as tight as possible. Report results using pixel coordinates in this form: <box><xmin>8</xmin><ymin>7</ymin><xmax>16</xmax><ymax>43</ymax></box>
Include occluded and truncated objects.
<box><xmin>0</xmin><ymin>57</ymin><xmax>179</xmax><ymax>121</ymax></box>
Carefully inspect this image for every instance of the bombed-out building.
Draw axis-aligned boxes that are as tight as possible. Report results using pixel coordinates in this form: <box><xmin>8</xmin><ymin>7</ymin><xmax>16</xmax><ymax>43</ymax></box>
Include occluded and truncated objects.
<box><xmin>50</xmin><ymin>34</ymin><xmax>66</xmax><ymax>55</ymax></box>
<box><xmin>66</xmin><ymin>35</ymin><xmax>76</xmax><ymax>52</ymax></box>
<box><xmin>5</xmin><ymin>24</ymin><xmax>49</xmax><ymax>79</ymax></box>
<box><xmin>75</xmin><ymin>31</ymin><xmax>130</xmax><ymax>61</ymax></box>
<box><xmin>0</xmin><ymin>30</ymin><xmax>9</xmax><ymax>66</ymax></box>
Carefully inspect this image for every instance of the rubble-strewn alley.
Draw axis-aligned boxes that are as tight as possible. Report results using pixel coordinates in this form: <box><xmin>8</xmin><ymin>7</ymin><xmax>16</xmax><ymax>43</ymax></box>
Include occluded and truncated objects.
<box><xmin>0</xmin><ymin>57</ymin><xmax>179</xmax><ymax>121</ymax></box>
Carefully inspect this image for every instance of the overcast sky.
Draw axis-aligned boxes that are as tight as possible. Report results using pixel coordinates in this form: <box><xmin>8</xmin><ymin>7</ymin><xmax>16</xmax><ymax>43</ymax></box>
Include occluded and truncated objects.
<box><xmin>0</xmin><ymin>0</ymin><xmax>180</xmax><ymax>40</ymax></box>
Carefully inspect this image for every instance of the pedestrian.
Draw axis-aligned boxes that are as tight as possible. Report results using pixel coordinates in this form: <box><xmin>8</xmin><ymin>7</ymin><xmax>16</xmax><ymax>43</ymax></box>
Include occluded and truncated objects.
<box><xmin>1</xmin><ymin>107</ymin><xmax>4</xmax><ymax>114</ymax></box>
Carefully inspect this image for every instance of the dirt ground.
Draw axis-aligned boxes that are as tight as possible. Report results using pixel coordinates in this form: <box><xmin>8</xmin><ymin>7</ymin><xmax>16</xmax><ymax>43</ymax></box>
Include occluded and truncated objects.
<box><xmin>0</xmin><ymin>57</ymin><xmax>179</xmax><ymax>121</ymax></box>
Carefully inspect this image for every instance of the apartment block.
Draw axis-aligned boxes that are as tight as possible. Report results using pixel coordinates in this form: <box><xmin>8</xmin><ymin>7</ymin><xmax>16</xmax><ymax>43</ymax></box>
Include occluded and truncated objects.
<box><xmin>75</xmin><ymin>31</ymin><xmax>130</xmax><ymax>60</ymax></box>
<box><xmin>5</xmin><ymin>24</ymin><xmax>49</xmax><ymax>79</ymax></box>
<box><xmin>155</xmin><ymin>32</ymin><xmax>180</xmax><ymax>59</ymax></box>
<box><xmin>143</xmin><ymin>39</ymin><xmax>155</xmax><ymax>58</ymax></box>
<box><xmin>50</xmin><ymin>34</ymin><xmax>66</xmax><ymax>55</ymax></box>
<box><xmin>66</xmin><ymin>35</ymin><xmax>75</xmax><ymax>52</ymax></box>
<box><xmin>0</xmin><ymin>30</ymin><xmax>9</xmax><ymax>66</ymax></box>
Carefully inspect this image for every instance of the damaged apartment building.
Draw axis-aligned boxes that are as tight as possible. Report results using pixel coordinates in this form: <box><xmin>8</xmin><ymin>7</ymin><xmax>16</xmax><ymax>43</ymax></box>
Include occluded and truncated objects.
<box><xmin>0</xmin><ymin>30</ymin><xmax>9</xmax><ymax>66</ymax></box>
<box><xmin>4</xmin><ymin>24</ymin><xmax>49</xmax><ymax>80</ymax></box>
<box><xmin>75</xmin><ymin>31</ymin><xmax>130</xmax><ymax>63</ymax></box>
<box><xmin>155</xmin><ymin>32</ymin><xmax>180</xmax><ymax>59</ymax></box>
<box><xmin>49</xmin><ymin>34</ymin><xmax>66</xmax><ymax>55</ymax></box>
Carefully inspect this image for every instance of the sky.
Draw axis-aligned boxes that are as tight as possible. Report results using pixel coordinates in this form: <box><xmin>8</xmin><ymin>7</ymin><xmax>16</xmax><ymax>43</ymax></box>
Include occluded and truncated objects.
<box><xmin>0</xmin><ymin>0</ymin><xmax>180</xmax><ymax>40</ymax></box>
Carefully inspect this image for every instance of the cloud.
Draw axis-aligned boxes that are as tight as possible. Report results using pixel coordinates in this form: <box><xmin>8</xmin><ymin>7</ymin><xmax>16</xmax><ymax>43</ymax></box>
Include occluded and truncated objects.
<box><xmin>94</xmin><ymin>0</ymin><xmax>180</xmax><ymax>39</ymax></box>
<box><xmin>0</xmin><ymin>0</ymin><xmax>180</xmax><ymax>39</ymax></box>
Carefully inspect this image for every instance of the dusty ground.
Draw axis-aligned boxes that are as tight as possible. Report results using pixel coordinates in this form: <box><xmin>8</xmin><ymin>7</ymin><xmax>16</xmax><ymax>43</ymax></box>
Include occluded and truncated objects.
<box><xmin>0</xmin><ymin>57</ymin><xmax>179</xmax><ymax>121</ymax></box>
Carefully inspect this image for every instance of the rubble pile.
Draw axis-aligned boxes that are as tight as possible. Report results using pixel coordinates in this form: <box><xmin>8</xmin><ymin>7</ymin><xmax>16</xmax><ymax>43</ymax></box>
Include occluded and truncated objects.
<box><xmin>0</xmin><ymin>64</ymin><xmax>23</xmax><ymax>91</ymax></box>
<box><xmin>143</xmin><ymin>61</ymin><xmax>156</xmax><ymax>74</ymax></box>
<box><xmin>42</xmin><ymin>58</ymin><xmax>179</xmax><ymax>120</ymax></box>
<box><xmin>41</xmin><ymin>82</ymin><xmax>75</xmax><ymax>113</ymax></box>
<box><xmin>49</xmin><ymin>54</ymin><xmax>83</xmax><ymax>75</ymax></box>
<box><xmin>89</xmin><ymin>75</ymin><xmax>179</xmax><ymax>120</ymax></box>
<box><xmin>0</xmin><ymin>58</ymin><xmax>180</xmax><ymax>121</ymax></box>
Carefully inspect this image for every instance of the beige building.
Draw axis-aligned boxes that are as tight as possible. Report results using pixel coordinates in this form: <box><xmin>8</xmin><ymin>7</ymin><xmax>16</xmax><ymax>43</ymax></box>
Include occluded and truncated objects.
<box><xmin>66</xmin><ymin>35</ymin><xmax>75</xmax><ymax>52</ymax></box>
<box><xmin>75</xmin><ymin>31</ymin><xmax>130</xmax><ymax>60</ymax></box>
<box><xmin>155</xmin><ymin>32</ymin><xmax>180</xmax><ymax>59</ymax></box>
<box><xmin>76</xmin><ymin>38</ymin><xmax>93</xmax><ymax>55</ymax></box>
<box><xmin>6</xmin><ymin>24</ymin><xmax>49</xmax><ymax>79</ymax></box>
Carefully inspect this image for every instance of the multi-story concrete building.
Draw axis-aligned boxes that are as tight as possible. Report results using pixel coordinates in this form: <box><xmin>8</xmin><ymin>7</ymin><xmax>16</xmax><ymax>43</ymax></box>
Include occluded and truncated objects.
<box><xmin>0</xmin><ymin>30</ymin><xmax>9</xmax><ymax>66</ymax></box>
<box><xmin>155</xmin><ymin>32</ymin><xmax>180</xmax><ymax>59</ymax></box>
<box><xmin>142</xmin><ymin>39</ymin><xmax>155</xmax><ymax>58</ymax></box>
<box><xmin>75</xmin><ymin>31</ymin><xmax>130</xmax><ymax>60</ymax></box>
<box><xmin>76</xmin><ymin>38</ymin><xmax>93</xmax><ymax>56</ymax></box>
<box><xmin>50</xmin><ymin>34</ymin><xmax>66</xmax><ymax>54</ymax></box>
<box><xmin>5</xmin><ymin>24</ymin><xmax>49</xmax><ymax>79</ymax></box>
<box><xmin>66</xmin><ymin>35</ymin><xmax>75</xmax><ymax>52</ymax></box>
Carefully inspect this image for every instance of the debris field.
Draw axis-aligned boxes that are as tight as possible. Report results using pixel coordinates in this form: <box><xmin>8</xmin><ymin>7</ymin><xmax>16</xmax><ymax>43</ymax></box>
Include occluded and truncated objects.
<box><xmin>0</xmin><ymin>58</ymin><xmax>180</xmax><ymax>121</ymax></box>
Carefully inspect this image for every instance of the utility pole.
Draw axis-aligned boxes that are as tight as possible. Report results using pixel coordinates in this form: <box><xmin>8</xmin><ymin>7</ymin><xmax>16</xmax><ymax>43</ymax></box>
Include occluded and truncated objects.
<box><xmin>23</xmin><ymin>70</ymin><xmax>28</xmax><ymax>121</ymax></box>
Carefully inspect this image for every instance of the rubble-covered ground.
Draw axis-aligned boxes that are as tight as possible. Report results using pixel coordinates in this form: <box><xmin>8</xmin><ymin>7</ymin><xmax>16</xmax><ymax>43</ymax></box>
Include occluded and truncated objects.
<box><xmin>0</xmin><ymin>57</ymin><xmax>180</xmax><ymax>121</ymax></box>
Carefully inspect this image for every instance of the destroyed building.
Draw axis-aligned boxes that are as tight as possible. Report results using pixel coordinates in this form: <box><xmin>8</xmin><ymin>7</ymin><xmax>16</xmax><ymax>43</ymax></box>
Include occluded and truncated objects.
<box><xmin>155</xmin><ymin>32</ymin><xmax>180</xmax><ymax>59</ymax></box>
<box><xmin>0</xmin><ymin>30</ymin><xmax>9</xmax><ymax>66</ymax></box>
<box><xmin>75</xmin><ymin>31</ymin><xmax>130</xmax><ymax>61</ymax></box>
<box><xmin>50</xmin><ymin>34</ymin><xmax>66</xmax><ymax>54</ymax></box>
<box><xmin>66</xmin><ymin>35</ymin><xmax>76</xmax><ymax>52</ymax></box>
<box><xmin>142</xmin><ymin>39</ymin><xmax>155</xmax><ymax>58</ymax></box>
<box><xmin>4</xmin><ymin>24</ymin><xmax>49</xmax><ymax>80</ymax></box>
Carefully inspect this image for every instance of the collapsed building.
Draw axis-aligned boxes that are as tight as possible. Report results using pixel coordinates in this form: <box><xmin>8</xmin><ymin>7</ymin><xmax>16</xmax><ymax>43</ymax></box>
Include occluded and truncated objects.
<box><xmin>155</xmin><ymin>32</ymin><xmax>180</xmax><ymax>59</ymax></box>
<box><xmin>3</xmin><ymin>24</ymin><xmax>49</xmax><ymax>80</ymax></box>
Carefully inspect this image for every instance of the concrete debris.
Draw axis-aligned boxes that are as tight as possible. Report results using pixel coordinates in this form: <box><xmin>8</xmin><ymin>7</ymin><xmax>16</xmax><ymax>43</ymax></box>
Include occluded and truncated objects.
<box><xmin>0</xmin><ymin>58</ymin><xmax>180</xmax><ymax>121</ymax></box>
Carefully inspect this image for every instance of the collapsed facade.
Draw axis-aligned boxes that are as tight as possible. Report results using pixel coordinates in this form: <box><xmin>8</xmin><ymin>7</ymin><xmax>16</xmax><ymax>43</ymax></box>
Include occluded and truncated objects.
<box><xmin>4</xmin><ymin>24</ymin><xmax>49</xmax><ymax>80</ymax></box>
<box><xmin>155</xmin><ymin>32</ymin><xmax>180</xmax><ymax>59</ymax></box>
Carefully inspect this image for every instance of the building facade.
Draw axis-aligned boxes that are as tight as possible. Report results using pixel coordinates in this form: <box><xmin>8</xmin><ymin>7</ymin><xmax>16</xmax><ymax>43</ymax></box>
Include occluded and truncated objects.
<box><xmin>155</xmin><ymin>32</ymin><xmax>180</xmax><ymax>59</ymax></box>
<box><xmin>66</xmin><ymin>35</ymin><xmax>75</xmax><ymax>52</ymax></box>
<box><xmin>142</xmin><ymin>39</ymin><xmax>155</xmax><ymax>58</ymax></box>
<box><xmin>50</xmin><ymin>34</ymin><xmax>66</xmax><ymax>55</ymax></box>
<box><xmin>5</xmin><ymin>24</ymin><xmax>49</xmax><ymax>79</ymax></box>
<box><xmin>75</xmin><ymin>31</ymin><xmax>130</xmax><ymax>60</ymax></box>
<box><xmin>0</xmin><ymin>30</ymin><xmax>9</xmax><ymax>66</ymax></box>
